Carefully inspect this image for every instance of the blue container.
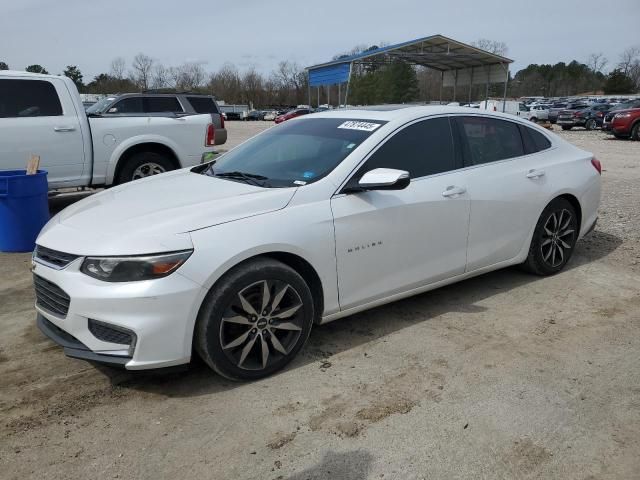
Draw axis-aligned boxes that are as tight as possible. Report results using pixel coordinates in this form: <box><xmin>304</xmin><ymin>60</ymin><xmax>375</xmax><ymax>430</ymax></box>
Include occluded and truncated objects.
<box><xmin>0</xmin><ymin>170</ymin><xmax>50</xmax><ymax>252</ymax></box>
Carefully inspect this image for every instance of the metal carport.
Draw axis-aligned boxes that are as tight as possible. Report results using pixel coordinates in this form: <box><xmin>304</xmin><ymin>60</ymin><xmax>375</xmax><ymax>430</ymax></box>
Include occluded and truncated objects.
<box><xmin>306</xmin><ymin>34</ymin><xmax>514</xmax><ymax>111</ymax></box>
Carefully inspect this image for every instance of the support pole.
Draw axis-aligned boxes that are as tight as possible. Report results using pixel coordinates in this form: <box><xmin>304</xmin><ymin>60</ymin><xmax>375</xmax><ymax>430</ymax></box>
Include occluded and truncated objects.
<box><xmin>453</xmin><ymin>69</ymin><xmax>458</xmax><ymax>102</ymax></box>
<box><xmin>439</xmin><ymin>71</ymin><xmax>443</xmax><ymax>104</ymax></box>
<box><xmin>485</xmin><ymin>66</ymin><xmax>490</xmax><ymax>105</ymax></box>
<box><xmin>344</xmin><ymin>62</ymin><xmax>353</xmax><ymax>107</ymax></box>
<box><xmin>468</xmin><ymin>67</ymin><xmax>474</xmax><ymax>104</ymax></box>
<box><xmin>338</xmin><ymin>83</ymin><xmax>341</xmax><ymax>108</ymax></box>
<box><xmin>307</xmin><ymin>78</ymin><xmax>311</xmax><ymax>109</ymax></box>
<box><xmin>327</xmin><ymin>85</ymin><xmax>330</xmax><ymax>108</ymax></box>
<box><xmin>317</xmin><ymin>87</ymin><xmax>320</xmax><ymax>107</ymax></box>
<box><xmin>501</xmin><ymin>63</ymin><xmax>508</xmax><ymax>113</ymax></box>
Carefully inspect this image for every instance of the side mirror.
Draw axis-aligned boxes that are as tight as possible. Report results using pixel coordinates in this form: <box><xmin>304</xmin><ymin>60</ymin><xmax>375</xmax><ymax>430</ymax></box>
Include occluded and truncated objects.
<box><xmin>357</xmin><ymin>168</ymin><xmax>410</xmax><ymax>191</ymax></box>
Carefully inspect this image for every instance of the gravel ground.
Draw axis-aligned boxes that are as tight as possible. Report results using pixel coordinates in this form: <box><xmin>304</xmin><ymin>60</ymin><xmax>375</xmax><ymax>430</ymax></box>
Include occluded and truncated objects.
<box><xmin>1</xmin><ymin>122</ymin><xmax>639</xmax><ymax>480</ymax></box>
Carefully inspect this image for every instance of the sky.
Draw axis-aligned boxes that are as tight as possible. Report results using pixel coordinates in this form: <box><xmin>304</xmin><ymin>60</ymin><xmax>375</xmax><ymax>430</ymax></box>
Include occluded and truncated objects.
<box><xmin>1</xmin><ymin>0</ymin><xmax>639</xmax><ymax>80</ymax></box>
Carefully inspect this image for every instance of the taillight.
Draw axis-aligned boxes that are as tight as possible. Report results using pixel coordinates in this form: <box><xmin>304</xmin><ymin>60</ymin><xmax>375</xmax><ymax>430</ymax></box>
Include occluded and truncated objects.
<box><xmin>219</xmin><ymin>114</ymin><xmax>225</xmax><ymax>129</ymax></box>
<box><xmin>596</xmin><ymin>112</ymin><xmax>603</xmax><ymax>117</ymax></box>
<box><xmin>591</xmin><ymin>158</ymin><xmax>602</xmax><ymax>175</ymax></box>
<box><xmin>206</xmin><ymin>124</ymin><xmax>215</xmax><ymax>146</ymax></box>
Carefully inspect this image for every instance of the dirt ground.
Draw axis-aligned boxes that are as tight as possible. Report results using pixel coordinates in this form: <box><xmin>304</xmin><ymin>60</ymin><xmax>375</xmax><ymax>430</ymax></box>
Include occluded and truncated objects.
<box><xmin>1</xmin><ymin>121</ymin><xmax>639</xmax><ymax>480</ymax></box>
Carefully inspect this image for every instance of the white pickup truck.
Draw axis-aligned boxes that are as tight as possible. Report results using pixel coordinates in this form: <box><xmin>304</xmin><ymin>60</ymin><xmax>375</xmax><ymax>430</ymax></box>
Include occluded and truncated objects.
<box><xmin>0</xmin><ymin>71</ymin><xmax>225</xmax><ymax>189</ymax></box>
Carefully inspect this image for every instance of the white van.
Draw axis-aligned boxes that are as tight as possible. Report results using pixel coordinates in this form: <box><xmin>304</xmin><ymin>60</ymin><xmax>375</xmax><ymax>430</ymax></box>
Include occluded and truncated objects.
<box><xmin>478</xmin><ymin>100</ymin><xmax>533</xmax><ymax>121</ymax></box>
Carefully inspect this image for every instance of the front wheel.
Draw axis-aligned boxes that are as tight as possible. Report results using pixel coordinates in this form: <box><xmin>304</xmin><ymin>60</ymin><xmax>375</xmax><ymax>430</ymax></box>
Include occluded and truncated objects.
<box><xmin>195</xmin><ymin>258</ymin><xmax>314</xmax><ymax>380</ymax></box>
<box><xmin>631</xmin><ymin>123</ymin><xmax>640</xmax><ymax>141</ymax></box>
<box><xmin>585</xmin><ymin>119</ymin><xmax>597</xmax><ymax>131</ymax></box>
<box><xmin>523</xmin><ymin>198</ymin><xmax>578</xmax><ymax>276</ymax></box>
<box><xmin>116</xmin><ymin>152</ymin><xmax>174</xmax><ymax>184</ymax></box>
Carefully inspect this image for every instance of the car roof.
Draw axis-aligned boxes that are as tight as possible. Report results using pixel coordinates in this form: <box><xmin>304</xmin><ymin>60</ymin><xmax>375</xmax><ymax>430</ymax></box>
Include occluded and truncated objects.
<box><xmin>310</xmin><ymin>105</ymin><xmax>528</xmax><ymax>122</ymax></box>
<box><xmin>1</xmin><ymin>70</ymin><xmax>68</xmax><ymax>81</ymax></box>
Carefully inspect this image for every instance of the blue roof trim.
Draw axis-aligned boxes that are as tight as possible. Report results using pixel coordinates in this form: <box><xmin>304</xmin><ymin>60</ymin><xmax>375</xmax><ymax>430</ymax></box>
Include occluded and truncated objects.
<box><xmin>309</xmin><ymin>63</ymin><xmax>350</xmax><ymax>87</ymax></box>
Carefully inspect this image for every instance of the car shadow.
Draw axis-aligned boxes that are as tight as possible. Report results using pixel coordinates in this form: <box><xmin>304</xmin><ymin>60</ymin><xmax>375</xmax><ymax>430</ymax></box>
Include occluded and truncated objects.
<box><xmin>99</xmin><ymin>230</ymin><xmax>622</xmax><ymax>397</ymax></box>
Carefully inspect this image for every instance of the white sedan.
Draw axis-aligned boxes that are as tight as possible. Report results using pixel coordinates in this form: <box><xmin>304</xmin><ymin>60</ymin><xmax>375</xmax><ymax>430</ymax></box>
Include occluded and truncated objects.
<box><xmin>33</xmin><ymin>106</ymin><xmax>601</xmax><ymax>380</ymax></box>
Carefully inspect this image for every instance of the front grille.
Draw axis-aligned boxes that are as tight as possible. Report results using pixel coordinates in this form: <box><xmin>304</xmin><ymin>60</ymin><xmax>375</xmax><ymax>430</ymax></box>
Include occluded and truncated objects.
<box><xmin>88</xmin><ymin>319</ymin><xmax>134</xmax><ymax>346</ymax></box>
<box><xmin>33</xmin><ymin>275</ymin><xmax>70</xmax><ymax>317</ymax></box>
<box><xmin>34</xmin><ymin>245</ymin><xmax>79</xmax><ymax>269</ymax></box>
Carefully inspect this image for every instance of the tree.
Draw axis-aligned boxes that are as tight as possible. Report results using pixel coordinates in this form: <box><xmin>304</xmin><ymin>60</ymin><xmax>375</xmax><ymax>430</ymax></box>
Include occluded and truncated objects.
<box><xmin>603</xmin><ymin>69</ymin><xmax>635</xmax><ymax>94</ymax></box>
<box><xmin>63</xmin><ymin>65</ymin><xmax>84</xmax><ymax>91</ymax></box>
<box><xmin>0</xmin><ymin>61</ymin><xmax>8</xmax><ymax>70</ymax></box>
<box><xmin>25</xmin><ymin>64</ymin><xmax>48</xmax><ymax>74</ymax></box>
<box><xmin>619</xmin><ymin>46</ymin><xmax>640</xmax><ymax>76</ymax></box>
<box><xmin>587</xmin><ymin>52</ymin><xmax>607</xmax><ymax>73</ymax></box>
<box><xmin>130</xmin><ymin>53</ymin><xmax>154</xmax><ymax>90</ymax></box>
<box><xmin>472</xmin><ymin>38</ymin><xmax>508</xmax><ymax>56</ymax></box>
<box><xmin>110</xmin><ymin>57</ymin><xmax>126</xmax><ymax>80</ymax></box>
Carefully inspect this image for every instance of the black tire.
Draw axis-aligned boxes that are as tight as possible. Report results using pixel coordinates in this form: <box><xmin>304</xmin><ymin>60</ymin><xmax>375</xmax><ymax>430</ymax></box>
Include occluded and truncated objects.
<box><xmin>631</xmin><ymin>123</ymin><xmax>640</xmax><ymax>141</ymax></box>
<box><xmin>561</xmin><ymin>126</ymin><xmax>572</xmax><ymax>131</ymax></box>
<box><xmin>585</xmin><ymin>119</ymin><xmax>597</xmax><ymax>131</ymax></box>
<box><xmin>522</xmin><ymin>198</ymin><xmax>579</xmax><ymax>276</ymax></box>
<box><xmin>195</xmin><ymin>258</ymin><xmax>314</xmax><ymax>381</ymax></box>
<box><xmin>613</xmin><ymin>133</ymin><xmax>628</xmax><ymax>140</ymax></box>
<box><xmin>116</xmin><ymin>152</ymin><xmax>175</xmax><ymax>184</ymax></box>
<box><xmin>530</xmin><ymin>117</ymin><xmax>538</xmax><ymax>123</ymax></box>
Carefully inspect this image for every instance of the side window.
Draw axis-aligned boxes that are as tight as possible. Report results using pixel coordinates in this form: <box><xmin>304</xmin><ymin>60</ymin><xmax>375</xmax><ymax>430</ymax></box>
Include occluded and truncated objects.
<box><xmin>187</xmin><ymin>96</ymin><xmax>219</xmax><ymax>114</ymax></box>
<box><xmin>456</xmin><ymin>116</ymin><xmax>524</xmax><ymax>166</ymax></box>
<box><xmin>356</xmin><ymin>117</ymin><xmax>457</xmax><ymax>180</ymax></box>
<box><xmin>110</xmin><ymin>97</ymin><xmax>143</xmax><ymax>113</ymax></box>
<box><xmin>520</xmin><ymin>125</ymin><xmax>552</xmax><ymax>154</ymax></box>
<box><xmin>0</xmin><ymin>79</ymin><xmax>62</xmax><ymax>117</ymax></box>
<box><xmin>144</xmin><ymin>96</ymin><xmax>183</xmax><ymax>113</ymax></box>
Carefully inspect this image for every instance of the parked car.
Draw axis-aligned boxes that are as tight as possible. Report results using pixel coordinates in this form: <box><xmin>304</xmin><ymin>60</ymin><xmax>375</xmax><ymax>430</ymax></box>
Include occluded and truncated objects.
<box><xmin>34</xmin><ymin>106</ymin><xmax>601</xmax><ymax>379</ymax></box>
<box><xmin>245</xmin><ymin>110</ymin><xmax>265</xmax><ymax>121</ymax></box>
<box><xmin>274</xmin><ymin>108</ymin><xmax>311</xmax><ymax>123</ymax></box>
<box><xmin>0</xmin><ymin>71</ymin><xmax>224</xmax><ymax>189</ymax></box>
<box><xmin>556</xmin><ymin>104</ymin><xmax>590</xmax><ymax>130</ymax></box>
<box><xmin>262</xmin><ymin>110</ymin><xmax>277</xmax><ymax>121</ymax></box>
<box><xmin>606</xmin><ymin>108</ymin><xmax>640</xmax><ymax>140</ymax></box>
<box><xmin>548</xmin><ymin>103</ymin><xmax>568</xmax><ymax>123</ymax></box>
<box><xmin>602</xmin><ymin>99</ymin><xmax>640</xmax><ymax>132</ymax></box>
<box><xmin>556</xmin><ymin>104</ymin><xmax>611</xmax><ymax>130</ymax></box>
<box><xmin>85</xmin><ymin>92</ymin><xmax>226</xmax><ymax>144</ymax></box>
<box><xmin>528</xmin><ymin>105</ymin><xmax>550</xmax><ymax>122</ymax></box>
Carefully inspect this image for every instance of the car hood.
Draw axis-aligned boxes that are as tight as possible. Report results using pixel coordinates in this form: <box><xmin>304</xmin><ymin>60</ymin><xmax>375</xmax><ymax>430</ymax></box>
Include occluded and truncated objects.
<box><xmin>37</xmin><ymin>169</ymin><xmax>297</xmax><ymax>255</ymax></box>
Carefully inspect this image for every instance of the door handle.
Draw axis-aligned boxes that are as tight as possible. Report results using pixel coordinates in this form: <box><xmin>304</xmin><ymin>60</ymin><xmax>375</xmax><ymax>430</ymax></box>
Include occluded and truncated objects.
<box><xmin>526</xmin><ymin>169</ymin><xmax>545</xmax><ymax>179</ymax></box>
<box><xmin>442</xmin><ymin>186</ymin><xmax>466</xmax><ymax>198</ymax></box>
<box><xmin>54</xmin><ymin>126</ymin><xmax>76</xmax><ymax>132</ymax></box>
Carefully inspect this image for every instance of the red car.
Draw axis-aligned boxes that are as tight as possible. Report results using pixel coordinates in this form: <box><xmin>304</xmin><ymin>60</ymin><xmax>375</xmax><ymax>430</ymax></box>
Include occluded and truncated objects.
<box><xmin>609</xmin><ymin>108</ymin><xmax>640</xmax><ymax>140</ymax></box>
<box><xmin>274</xmin><ymin>108</ymin><xmax>311</xmax><ymax>124</ymax></box>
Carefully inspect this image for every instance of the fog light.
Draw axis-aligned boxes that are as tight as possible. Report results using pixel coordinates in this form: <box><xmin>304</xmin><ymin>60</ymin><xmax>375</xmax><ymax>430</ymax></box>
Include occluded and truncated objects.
<box><xmin>88</xmin><ymin>319</ymin><xmax>137</xmax><ymax>357</ymax></box>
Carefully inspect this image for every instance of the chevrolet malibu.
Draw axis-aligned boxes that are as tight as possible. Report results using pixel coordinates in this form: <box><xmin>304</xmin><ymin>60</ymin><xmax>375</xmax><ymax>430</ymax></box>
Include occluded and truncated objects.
<box><xmin>33</xmin><ymin>106</ymin><xmax>601</xmax><ymax>380</ymax></box>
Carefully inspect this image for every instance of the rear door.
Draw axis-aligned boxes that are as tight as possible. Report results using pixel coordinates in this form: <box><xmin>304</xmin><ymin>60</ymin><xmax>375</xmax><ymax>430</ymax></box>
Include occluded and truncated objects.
<box><xmin>453</xmin><ymin>116</ymin><xmax>551</xmax><ymax>271</ymax></box>
<box><xmin>331</xmin><ymin>116</ymin><xmax>470</xmax><ymax>309</ymax></box>
<box><xmin>0</xmin><ymin>77</ymin><xmax>85</xmax><ymax>187</ymax></box>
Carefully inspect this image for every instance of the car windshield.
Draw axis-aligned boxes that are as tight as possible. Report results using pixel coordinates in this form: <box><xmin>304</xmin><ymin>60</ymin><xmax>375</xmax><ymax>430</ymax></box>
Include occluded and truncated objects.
<box><xmin>86</xmin><ymin>97</ymin><xmax>116</xmax><ymax>114</ymax></box>
<box><xmin>196</xmin><ymin>117</ymin><xmax>386</xmax><ymax>188</ymax></box>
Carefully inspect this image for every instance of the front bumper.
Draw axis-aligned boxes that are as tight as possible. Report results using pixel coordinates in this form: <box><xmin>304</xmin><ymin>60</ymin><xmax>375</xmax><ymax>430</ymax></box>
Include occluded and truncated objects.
<box><xmin>33</xmin><ymin>256</ymin><xmax>207</xmax><ymax>370</ymax></box>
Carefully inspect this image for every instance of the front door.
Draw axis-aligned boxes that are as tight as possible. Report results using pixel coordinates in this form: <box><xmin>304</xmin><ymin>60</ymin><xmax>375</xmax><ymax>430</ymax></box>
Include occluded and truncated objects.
<box><xmin>331</xmin><ymin>117</ymin><xmax>470</xmax><ymax>310</ymax></box>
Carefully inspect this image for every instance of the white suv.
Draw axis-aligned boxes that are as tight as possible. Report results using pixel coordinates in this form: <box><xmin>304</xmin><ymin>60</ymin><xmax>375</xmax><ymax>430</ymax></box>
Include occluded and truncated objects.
<box><xmin>34</xmin><ymin>106</ymin><xmax>601</xmax><ymax>380</ymax></box>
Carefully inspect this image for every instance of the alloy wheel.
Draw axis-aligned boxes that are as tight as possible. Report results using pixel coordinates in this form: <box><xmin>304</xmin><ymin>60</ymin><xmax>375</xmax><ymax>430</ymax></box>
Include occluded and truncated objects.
<box><xmin>132</xmin><ymin>162</ymin><xmax>166</xmax><ymax>180</ymax></box>
<box><xmin>219</xmin><ymin>280</ymin><xmax>304</xmax><ymax>371</ymax></box>
<box><xmin>541</xmin><ymin>209</ymin><xmax>575</xmax><ymax>268</ymax></box>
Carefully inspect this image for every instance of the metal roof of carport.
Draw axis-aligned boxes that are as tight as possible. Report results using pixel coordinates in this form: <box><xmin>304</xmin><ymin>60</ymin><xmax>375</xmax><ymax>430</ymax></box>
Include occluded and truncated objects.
<box><xmin>307</xmin><ymin>34</ymin><xmax>513</xmax><ymax>86</ymax></box>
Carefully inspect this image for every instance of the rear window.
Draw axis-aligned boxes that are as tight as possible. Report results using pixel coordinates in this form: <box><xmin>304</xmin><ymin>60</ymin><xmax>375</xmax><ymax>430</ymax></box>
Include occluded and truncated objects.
<box><xmin>0</xmin><ymin>79</ymin><xmax>62</xmax><ymax>117</ymax></box>
<box><xmin>145</xmin><ymin>97</ymin><xmax>183</xmax><ymax>113</ymax></box>
<box><xmin>187</xmin><ymin>96</ymin><xmax>219</xmax><ymax>114</ymax></box>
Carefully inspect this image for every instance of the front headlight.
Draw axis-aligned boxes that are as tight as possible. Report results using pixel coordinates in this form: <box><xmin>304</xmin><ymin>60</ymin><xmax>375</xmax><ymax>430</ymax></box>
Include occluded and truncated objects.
<box><xmin>80</xmin><ymin>250</ymin><xmax>193</xmax><ymax>282</ymax></box>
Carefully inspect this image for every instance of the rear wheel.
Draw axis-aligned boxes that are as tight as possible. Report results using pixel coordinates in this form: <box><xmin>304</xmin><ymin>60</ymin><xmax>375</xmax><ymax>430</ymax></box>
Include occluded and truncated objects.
<box><xmin>523</xmin><ymin>198</ymin><xmax>578</xmax><ymax>276</ymax></box>
<box><xmin>116</xmin><ymin>152</ymin><xmax>174</xmax><ymax>184</ymax></box>
<box><xmin>585</xmin><ymin>119</ymin><xmax>597</xmax><ymax>131</ymax></box>
<box><xmin>631</xmin><ymin>123</ymin><xmax>640</xmax><ymax>141</ymax></box>
<box><xmin>195</xmin><ymin>258</ymin><xmax>314</xmax><ymax>381</ymax></box>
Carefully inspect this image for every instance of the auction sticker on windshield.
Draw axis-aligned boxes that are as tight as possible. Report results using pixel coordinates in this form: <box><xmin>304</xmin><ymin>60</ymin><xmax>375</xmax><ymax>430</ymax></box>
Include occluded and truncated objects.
<box><xmin>337</xmin><ymin>121</ymin><xmax>382</xmax><ymax>132</ymax></box>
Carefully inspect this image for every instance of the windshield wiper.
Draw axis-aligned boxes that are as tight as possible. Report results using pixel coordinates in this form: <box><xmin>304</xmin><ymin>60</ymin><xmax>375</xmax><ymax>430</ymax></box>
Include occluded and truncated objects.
<box><xmin>214</xmin><ymin>171</ymin><xmax>269</xmax><ymax>187</ymax></box>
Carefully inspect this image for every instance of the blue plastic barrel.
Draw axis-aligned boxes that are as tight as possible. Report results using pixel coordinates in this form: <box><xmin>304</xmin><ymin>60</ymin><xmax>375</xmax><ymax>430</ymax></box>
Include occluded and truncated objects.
<box><xmin>0</xmin><ymin>170</ymin><xmax>50</xmax><ymax>252</ymax></box>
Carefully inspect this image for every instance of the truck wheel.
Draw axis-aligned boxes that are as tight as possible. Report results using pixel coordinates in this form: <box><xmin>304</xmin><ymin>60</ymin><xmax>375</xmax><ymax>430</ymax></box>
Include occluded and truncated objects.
<box><xmin>561</xmin><ymin>126</ymin><xmax>572</xmax><ymax>131</ymax></box>
<box><xmin>116</xmin><ymin>152</ymin><xmax>175</xmax><ymax>184</ymax></box>
<box><xmin>585</xmin><ymin>119</ymin><xmax>597</xmax><ymax>131</ymax></box>
<box><xmin>530</xmin><ymin>117</ymin><xmax>538</xmax><ymax>123</ymax></box>
<box><xmin>631</xmin><ymin>123</ymin><xmax>640</xmax><ymax>141</ymax></box>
